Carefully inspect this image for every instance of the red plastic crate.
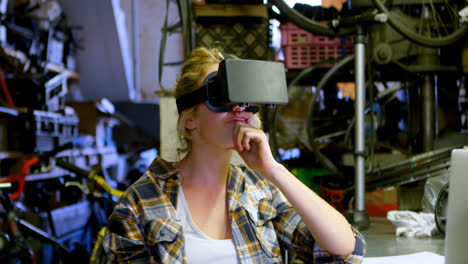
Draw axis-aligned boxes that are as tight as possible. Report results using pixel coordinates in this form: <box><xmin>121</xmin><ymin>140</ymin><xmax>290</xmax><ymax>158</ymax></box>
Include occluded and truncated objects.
<box><xmin>280</xmin><ymin>22</ymin><xmax>340</xmax><ymax>46</ymax></box>
<box><xmin>280</xmin><ymin>22</ymin><xmax>354</xmax><ymax>69</ymax></box>
<box><xmin>320</xmin><ymin>186</ymin><xmax>346</xmax><ymax>212</ymax></box>
<box><xmin>283</xmin><ymin>43</ymin><xmax>354</xmax><ymax>69</ymax></box>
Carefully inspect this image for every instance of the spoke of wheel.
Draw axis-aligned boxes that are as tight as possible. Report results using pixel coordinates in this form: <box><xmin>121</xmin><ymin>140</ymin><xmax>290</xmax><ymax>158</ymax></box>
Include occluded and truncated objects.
<box><xmin>418</xmin><ymin>3</ymin><xmax>425</xmax><ymax>37</ymax></box>
<box><xmin>277</xmin><ymin>114</ymin><xmax>312</xmax><ymax>151</ymax></box>
<box><xmin>429</xmin><ymin>1</ymin><xmax>447</xmax><ymax>37</ymax></box>
<box><xmin>444</xmin><ymin>0</ymin><xmax>458</xmax><ymax>28</ymax></box>
<box><xmin>373</xmin><ymin>0</ymin><xmax>468</xmax><ymax>46</ymax></box>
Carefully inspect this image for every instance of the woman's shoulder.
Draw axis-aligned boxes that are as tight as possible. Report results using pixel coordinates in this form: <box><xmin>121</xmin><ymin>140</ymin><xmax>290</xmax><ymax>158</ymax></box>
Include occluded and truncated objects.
<box><xmin>147</xmin><ymin>156</ymin><xmax>179</xmax><ymax>180</ymax></box>
<box><xmin>119</xmin><ymin>157</ymin><xmax>180</xmax><ymax>204</ymax></box>
<box><xmin>112</xmin><ymin>164</ymin><xmax>180</xmax><ymax>223</ymax></box>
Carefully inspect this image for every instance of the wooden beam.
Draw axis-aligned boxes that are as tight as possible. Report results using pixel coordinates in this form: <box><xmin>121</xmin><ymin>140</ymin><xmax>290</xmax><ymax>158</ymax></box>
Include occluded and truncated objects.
<box><xmin>194</xmin><ymin>4</ymin><xmax>268</xmax><ymax>18</ymax></box>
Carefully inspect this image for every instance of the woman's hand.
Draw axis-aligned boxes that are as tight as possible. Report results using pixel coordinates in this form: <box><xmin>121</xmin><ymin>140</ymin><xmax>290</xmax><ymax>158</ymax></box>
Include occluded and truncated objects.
<box><xmin>233</xmin><ymin>122</ymin><xmax>279</xmax><ymax>176</ymax></box>
<box><xmin>322</xmin><ymin>0</ymin><xmax>347</xmax><ymax>11</ymax></box>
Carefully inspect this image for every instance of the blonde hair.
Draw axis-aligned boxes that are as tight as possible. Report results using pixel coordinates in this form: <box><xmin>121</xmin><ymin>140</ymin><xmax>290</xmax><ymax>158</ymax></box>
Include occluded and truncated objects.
<box><xmin>175</xmin><ymin>47</ymin><xmax>224</xmax><ymax>156</ymax></box>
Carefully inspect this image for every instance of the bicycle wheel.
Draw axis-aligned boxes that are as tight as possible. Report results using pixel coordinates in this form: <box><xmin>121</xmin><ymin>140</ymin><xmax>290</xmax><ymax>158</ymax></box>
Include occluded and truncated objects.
<box><xmin>372</xmin><ymin>0</ymin><xmax>468</xmax><ymax>47</ymax></box>
<box><xmin>269</xmin><ymin>56</ymin><xmax>355</xmax><ymax>175</ymax></box>
<box><xmin>270</xmin><ymin>59</ymin><xmax>337</xmax><ymax>164</ymax></box>
<box><xmin>435</xmin><ymin>182</ymin><xmax>449</xmax><ymax>235</ymax></box>
<box><xmin>270</xmin><ymin>0</ymin><xmax>355</xmax><ymax>37</ymax></box>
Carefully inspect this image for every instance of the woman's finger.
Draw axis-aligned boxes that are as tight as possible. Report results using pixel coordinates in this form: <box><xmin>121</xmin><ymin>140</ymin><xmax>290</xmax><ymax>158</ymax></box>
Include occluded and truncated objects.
<box><xmin>241</xmin><ymin>131</ymin><xmax>255</xmax><ymax>151</ymax></box>
<box><xmin>235</xmin><ymin>123</ymin><xmax>260</xmax><ymax>152</ymax></box>
<box><xmin>235</xmin><ymin>123</ymin><xmax>245</xmax><ymax>151</ymax></box>
<box><xmin>237</xmin><ymin>125</ymin><xmax>251</xmax><ymax>151</ymax></box>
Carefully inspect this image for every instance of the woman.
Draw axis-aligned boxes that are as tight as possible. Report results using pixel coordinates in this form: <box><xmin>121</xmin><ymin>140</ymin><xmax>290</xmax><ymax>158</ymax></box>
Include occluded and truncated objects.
<box><xmin>103</xmin><ymin>47</ymin><xmax>365</xmax><ymax>263</ymax></box>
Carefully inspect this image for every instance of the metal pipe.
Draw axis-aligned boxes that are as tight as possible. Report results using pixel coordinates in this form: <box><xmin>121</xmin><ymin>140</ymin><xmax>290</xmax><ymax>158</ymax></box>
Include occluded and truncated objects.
<box><xmin>132</xmin><ymin>0</ymin><xmax>140</xmax><ymax>101</ymax></box>
<box><xmin>354</xmin><ymin>25</ymin><xmax>366</xmax><ymax>211</ymax></box>
<box><xmin>422</xmin><ymin>74</ymin><xmax>435</xmax><ymax>151</ymax></box>
<box><xmin>370</xmin><ymin>146</ymin><xmax>453</xmax><ymax>172</ymax></box>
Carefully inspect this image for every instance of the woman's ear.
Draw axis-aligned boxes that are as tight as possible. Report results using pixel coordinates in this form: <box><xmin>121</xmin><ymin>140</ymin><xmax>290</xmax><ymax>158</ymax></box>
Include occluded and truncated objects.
<box><xmin>185</xmin><ymin>117</ymin><xmax>197</xmax><ymax>130</ymax></box>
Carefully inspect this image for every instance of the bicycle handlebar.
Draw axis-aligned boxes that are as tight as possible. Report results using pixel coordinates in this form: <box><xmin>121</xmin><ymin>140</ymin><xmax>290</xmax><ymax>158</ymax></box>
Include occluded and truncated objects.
<box><xmin>93</xmin><ymin>175</ymin><xmax>124</xmax><ymax>198</ymax></box>
<box><xmin>0</xmin><ymin>143</ymin><xmax>76</xmax><ymax>200</ymax></box>
<box><xmin>331</xmin><ymin>11</ymin><xmax>388</xmax><ymax>28</ymax></box>
<box><xmin>55</xmin><ymin>159</ymin><xmax>124</xmax><ymax>198</ymax></box>
<box><xmin>0</xmin><ymin>142</ymin><xmax>123</xmax><ymax>201</ymax></box>
<box><xmin>0</xmin><ymin>156</ymin><xmax>39</xmax><ymax>200</ymax></box>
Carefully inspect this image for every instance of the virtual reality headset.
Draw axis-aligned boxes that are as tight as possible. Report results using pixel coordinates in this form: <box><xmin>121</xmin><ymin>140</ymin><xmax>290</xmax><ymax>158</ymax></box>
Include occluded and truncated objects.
<box><xmin>176</xmin><ymin>58</ymin><xmax>289</xmax><ymax>114</ymax></box>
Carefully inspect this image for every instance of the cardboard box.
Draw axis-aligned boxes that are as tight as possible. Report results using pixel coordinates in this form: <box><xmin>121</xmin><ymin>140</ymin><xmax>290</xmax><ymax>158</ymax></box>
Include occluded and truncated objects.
<box><xmin>67</xmin><ymin>100</ymin><xmax>119</xmax><ymax>148</ymax></box>
<box><xmin>365</xmin><ymin>187</ymin><xmax>398</xmax><ymax>217</ymax></box>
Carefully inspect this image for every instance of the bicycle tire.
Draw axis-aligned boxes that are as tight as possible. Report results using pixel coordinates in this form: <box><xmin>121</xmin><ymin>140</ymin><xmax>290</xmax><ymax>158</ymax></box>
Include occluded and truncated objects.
<box><xmin>372</xmin><ymin>0</ymin><xmax>468</xmax><ymax>47</ymax></box>
<box><xmin>434</xmin><ymin>182</ymin><xmax>449</xmax><ymax>235</ymax></box>
<box><xmin>270</xmin><ymin>0</ymin><xmax>355</xmax><ymax>37</ymax></box>
<box><xmin>306</xmin><ymin>55</ymin><xmax>354</xmax><ymax>176</ymax></box>
<box><xmin>270</xmin><ymin>59</ymin><xmax>337</xmax><ymax>164</ymax></box>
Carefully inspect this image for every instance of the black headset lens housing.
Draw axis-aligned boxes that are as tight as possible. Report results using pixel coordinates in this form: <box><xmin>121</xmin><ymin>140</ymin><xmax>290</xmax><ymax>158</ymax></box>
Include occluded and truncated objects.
<box><xmin>176</xmin><ymin>71</ymin><xmax>259</xmax><ymax>114</ymax></box>
<box><xmin>176</xmin><ymin>58</ymin><xmax>288</xmax><ymax>114</ymax></box>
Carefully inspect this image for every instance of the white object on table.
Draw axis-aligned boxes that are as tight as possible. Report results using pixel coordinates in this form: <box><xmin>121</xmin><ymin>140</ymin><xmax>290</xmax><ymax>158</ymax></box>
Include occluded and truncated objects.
<box><xmin>362</xmin><ymin>251</ymin><xmax>444</xmax><ymax>264</ymax></box>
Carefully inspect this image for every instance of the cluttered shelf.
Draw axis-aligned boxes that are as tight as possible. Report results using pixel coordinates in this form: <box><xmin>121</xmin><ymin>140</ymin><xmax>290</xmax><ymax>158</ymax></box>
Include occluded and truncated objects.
<box><xmin>0</xmin><ymin>146</ymin><xmax>119</xmax><ymax>182</ymax></box>
<box><xmin>0</xmin><ymin>45</ymin><xmax>80</xmax><ymax>81</ymax></box>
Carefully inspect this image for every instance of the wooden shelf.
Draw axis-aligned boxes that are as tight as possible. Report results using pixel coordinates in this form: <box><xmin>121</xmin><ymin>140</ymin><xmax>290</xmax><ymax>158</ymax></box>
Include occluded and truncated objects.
<box><xmin>45</xmin><ymin>63</ymin><xmax>81</xmax><ymax>81</ymax></box>
<box><xmin>25</xmin><ymin>167</ymin><xmax>72</xmax><ymax>182</ymax></box>
<box><xmin>194</xmin><ymin>4</ymin><xmax>268</xmax><ymax>18</ymax></box>
<box><xmin>0</xmin><ymin>151</ymin><xmax>24</xmax><ymax>160</ymax></box>
<box><xmin>57</xmin><ymin>146</ymin><xmax>118</xmax><ymax>157</ymax></box>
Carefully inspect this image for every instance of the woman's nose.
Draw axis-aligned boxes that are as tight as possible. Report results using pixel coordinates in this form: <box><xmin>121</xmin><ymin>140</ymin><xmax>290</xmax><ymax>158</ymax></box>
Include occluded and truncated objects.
<box><xmin>232</xmin><ymin>104</ymin><xmax>246</xmax><ymax>112</ymax></box>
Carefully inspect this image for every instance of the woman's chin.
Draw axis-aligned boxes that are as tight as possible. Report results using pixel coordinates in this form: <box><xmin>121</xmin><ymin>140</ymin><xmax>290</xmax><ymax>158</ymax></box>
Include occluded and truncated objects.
<box><xmin>223</xmin><ymin>142</ymin><xmax>237</xmax><ymax>151</ymax></box>
<box><xmin>226</xmin><ymin>144</ymin><xmax>236</xmax><ymax>150</ymax></box>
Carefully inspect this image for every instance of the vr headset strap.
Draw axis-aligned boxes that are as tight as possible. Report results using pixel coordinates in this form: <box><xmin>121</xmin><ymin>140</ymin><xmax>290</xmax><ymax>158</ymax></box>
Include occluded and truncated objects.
<box><xmin>223</xmin><ymin>53</ymin><xmax>235</xmax><ymax>60</ymax></box>
<box><xmin>176</xmin><ymin>71</ymin><xmax>218</xmax><ymax>114</ymax></box>
<box><xmin>176</xmin><ymin>87</ymin><xmax>207</xmax><ymax>114</ymax></box>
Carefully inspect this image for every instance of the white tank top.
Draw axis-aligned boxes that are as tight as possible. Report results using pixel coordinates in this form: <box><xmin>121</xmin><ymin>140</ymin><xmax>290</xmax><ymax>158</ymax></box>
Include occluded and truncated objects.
<box><xmin>177</xmin><ymin>186</ymin><xmax>241</xmax><ymax>264</ymax></box>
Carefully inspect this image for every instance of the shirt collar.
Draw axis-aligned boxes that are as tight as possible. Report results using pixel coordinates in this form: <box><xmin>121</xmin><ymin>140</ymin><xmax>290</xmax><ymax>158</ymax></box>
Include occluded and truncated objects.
<box><xmin>148</xmin><ymin>156</ymin><xmax>180</xmax><ymax>181</ymax></box>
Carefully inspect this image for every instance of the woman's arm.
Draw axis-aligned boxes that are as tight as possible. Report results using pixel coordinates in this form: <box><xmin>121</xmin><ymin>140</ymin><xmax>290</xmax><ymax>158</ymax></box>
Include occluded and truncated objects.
<box><xmin>263</xmin><ymin>163</ymin><xmax>356</xmax><ymax>256</ymax></box>
<box><xmin>262</xmin><ymin>178</ymin><xmax>366</xmax><ymax>263</ymax></box>
<box><xmin>234</xmin><ymin>122</ymin><xmax>359</xmax><ymax>257</ymax></box>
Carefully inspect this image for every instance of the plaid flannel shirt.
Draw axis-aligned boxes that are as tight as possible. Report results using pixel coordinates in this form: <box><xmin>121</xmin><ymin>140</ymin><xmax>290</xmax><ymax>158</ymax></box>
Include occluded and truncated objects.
<box><xmin>103</xmin><ymin>157</ymin><xmax>365</xmax><ymax>263</ymax></box>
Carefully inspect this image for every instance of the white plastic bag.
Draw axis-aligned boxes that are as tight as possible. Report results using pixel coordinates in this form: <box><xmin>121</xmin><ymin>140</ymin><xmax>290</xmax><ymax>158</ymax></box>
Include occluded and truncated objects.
<box><xmin>387</xmin><ymin>210</ymin><xmax>439</xmax><ymax>237</ymax></box>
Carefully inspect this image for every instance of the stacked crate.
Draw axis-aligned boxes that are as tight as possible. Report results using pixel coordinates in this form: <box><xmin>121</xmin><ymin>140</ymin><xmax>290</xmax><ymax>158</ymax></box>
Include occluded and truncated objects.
<box><xmin>280</xmin><ymin>22</ymin><xmax>354</xmax><ymax>69</ymax></box>
<box><xmin>194</xmin><ymin>4</ymin><xmax>272</xmax><ymax>60</ymax></box>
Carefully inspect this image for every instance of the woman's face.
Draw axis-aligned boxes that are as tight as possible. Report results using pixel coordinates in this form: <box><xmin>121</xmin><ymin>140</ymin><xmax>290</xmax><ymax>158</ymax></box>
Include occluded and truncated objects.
<box><xmin>186</xmin><ymin>64</ymin><xmax>255</xmax><ymax>150</ymax></box>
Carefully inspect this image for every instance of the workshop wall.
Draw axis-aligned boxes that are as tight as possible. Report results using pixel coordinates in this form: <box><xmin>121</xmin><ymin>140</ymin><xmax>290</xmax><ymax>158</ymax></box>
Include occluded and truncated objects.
<box><xmin>58</xmin><ymin>0</ymin><xmax>183</xmax><ymax>102</ymax></box>
<box><xmin>58</xmin><ymin>0</ymin><xmax>130</xmax><ymax>101</ymax></box>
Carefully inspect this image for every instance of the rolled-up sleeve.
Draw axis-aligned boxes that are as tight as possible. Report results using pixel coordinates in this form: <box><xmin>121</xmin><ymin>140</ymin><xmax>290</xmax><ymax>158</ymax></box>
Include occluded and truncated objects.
<box><xmin>313</xmin><ymin>225</ymin><xmax>366</xmax><ymax>264</ymax></box>
<box><xmin>269</xmin><ymin>184</ymin><xmax>366</xmax><ymax>263</ymax></box>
